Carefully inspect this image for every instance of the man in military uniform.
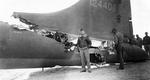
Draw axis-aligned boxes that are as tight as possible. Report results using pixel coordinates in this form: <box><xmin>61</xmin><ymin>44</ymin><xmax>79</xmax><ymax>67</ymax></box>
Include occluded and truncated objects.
<box><xmin>112</xmin><ymin>28</ymin><xmax>124</xmax><ymax>70</ymax></box>
<box><xmin>143</xmin><ymin>32</ymin><xmax>150</xmax><ymax>56</ymax></box>
<box><xmin>76</xmin><ymin>28</ymin><xmax>92</xmax><ymax>73</ymax></box>
<box><xmin>136</xmin><ymin>34</ymin><xmax>143</xmax><ymax>48</ymax></box>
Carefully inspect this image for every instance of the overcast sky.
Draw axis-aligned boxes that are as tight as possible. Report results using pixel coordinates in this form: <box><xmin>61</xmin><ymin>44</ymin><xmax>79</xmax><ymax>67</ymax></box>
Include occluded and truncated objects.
<box><xmin>0</xmin><ymin>0</ymin><xmax>150</xmax><ymax>38</ymax></box>
<box><xmin>131</xmin><ymin>0</ymin><xmax>150</xmax><ymax>37</ymax></box>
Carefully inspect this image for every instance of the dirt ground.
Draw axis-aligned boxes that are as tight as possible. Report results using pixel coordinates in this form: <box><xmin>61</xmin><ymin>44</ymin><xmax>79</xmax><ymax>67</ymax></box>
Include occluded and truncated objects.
<box><xmin>1</xmin><ymin>60</ymin><xmax>150</xmax><ymax>80</ymax></box>
<box><xmin>26</xmin><ymin>61</ymin><xmax>150</xmax><ymax>80</ymax></box>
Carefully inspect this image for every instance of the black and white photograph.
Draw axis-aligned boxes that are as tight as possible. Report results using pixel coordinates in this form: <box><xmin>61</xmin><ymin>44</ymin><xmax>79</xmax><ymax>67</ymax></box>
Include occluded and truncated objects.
<box><xmin>0</xmin><ymin>0</ymin><xmax>150</xmax><ymax>80</ymax></box>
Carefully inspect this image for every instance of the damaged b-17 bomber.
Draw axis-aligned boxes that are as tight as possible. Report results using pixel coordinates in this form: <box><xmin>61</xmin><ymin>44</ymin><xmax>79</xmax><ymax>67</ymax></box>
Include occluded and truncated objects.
<box><xmin>11</xmin><ymin>16</ymin><xmax>115</xmax><ymax>65</ymax></box>
<box><xmin>0</xmin><ymin>0</ymin><xmax>148</xmax><ymax>69</ymax></box>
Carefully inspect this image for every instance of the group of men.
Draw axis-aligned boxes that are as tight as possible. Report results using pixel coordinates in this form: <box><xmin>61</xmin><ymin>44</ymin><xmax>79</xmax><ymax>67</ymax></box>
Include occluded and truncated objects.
<box><xmin>130</xmin><ymin>32</ymin><xmax>150</xmax><ymax>56</ymax></box>
<box><xmin>112</xmin><ymin>29</ymin><xmax>150</xmax><ymax>70</ymax></box>
<box><xmin>76</xmin><ymin>28</ymin><xmax>126</xmax><ymax>73</ymax></box>
<box><xmin>136</xmin><ymin>32</ymin><xmax>150</xmax><ymax>56</ymax></box>
<box><xmin>76</xmin><ymin>28</ymin><xmax>150</xmax><ymax>73</ymax></box>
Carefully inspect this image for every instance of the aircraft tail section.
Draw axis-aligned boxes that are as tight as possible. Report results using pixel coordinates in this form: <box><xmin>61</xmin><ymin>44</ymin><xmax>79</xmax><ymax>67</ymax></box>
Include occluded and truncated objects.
<box><xmin>13</xmin><ymin>0</ymin><xmax>133</xmax><ymax>40</ymax></box>
<box><xmin>89</xmin><ymin>0</ymin><xmax>133</xmax><ymax>40</ymax></box>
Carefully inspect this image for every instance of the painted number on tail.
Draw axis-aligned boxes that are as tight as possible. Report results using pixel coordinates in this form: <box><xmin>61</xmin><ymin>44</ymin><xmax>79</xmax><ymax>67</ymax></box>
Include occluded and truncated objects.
<box><xmin>90</xmin><ymin>0</ymin><xmax>115</xmax><ymax>12</ymax></box>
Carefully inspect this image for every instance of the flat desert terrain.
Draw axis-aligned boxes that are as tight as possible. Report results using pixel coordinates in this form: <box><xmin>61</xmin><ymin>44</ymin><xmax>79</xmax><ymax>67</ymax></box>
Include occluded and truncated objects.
<box><xmin>1</xmin><ymin>60</ymin><xmax>150</xmax><ymax>80</ymax></box>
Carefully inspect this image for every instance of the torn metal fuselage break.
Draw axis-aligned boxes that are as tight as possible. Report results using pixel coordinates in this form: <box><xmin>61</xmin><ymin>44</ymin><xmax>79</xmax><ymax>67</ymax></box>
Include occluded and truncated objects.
<box><xmin>13</xmin><ymin>15</ymin><xmax>75</xmax><ymax>52</ymax></box>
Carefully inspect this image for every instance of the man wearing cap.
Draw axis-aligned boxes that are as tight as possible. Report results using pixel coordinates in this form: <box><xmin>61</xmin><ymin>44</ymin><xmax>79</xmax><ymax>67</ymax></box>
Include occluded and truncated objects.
<box><xmin>112</xmin><ymin>28</ymin><xmax>124</xmax><ymax>70</ymax></box>
<box><xmin>143</xmin><ymin>32</ymin><xmax>150</xmax><ymax>56</ymax></box>
<box><xmin>76</xmin><ymin>29</ymin><xmax>92</xmax><ymax>73</ymax></box>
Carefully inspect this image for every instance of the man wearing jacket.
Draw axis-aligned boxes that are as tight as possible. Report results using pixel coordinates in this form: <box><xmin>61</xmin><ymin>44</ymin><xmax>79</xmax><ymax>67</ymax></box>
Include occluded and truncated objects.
<box><xmin>112</xmin><ymin>28</ymin><xmax>124</xmax><ymax>70</ymax></box>
<box><xmin>143</xmin><ymin>32</ymin><xmax>150</xmax><ymax>56</ymax></box>
<box><xmin>76</xmin><ymin>28</ymin><xmax>92</xmax><ymax>73</ymax></box>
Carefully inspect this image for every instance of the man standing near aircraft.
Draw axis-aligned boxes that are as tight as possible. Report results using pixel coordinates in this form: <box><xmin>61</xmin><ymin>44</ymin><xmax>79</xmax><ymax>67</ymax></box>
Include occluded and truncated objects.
<box><xmin>112</xmin><ymin>28</ymin><xmax>124</xmax><ymax>70</ymax></box>
<box><xmin>136</xmin><ymin>34</ymin><xmax>143</xmax><ymax>48</ymax></box>
<box><xmin>76</xmin><ymin>28</ymin><xmax>92</xmax><ymax>73</ymax></box>
<box><xmin>143</xmin><ymin>32</ymin><xmax>150</xmax><ymax>56</ymax></box>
